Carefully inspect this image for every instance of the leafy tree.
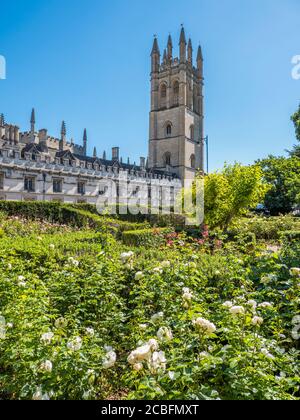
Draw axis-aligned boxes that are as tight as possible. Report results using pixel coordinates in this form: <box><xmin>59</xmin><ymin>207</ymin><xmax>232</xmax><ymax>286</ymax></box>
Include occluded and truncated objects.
<box><xmin>258</xmin><ymin>156</ymin><xmax>300</xmax><ymax>215</ymax></box>
<box><xmin>290</xmin><ymin>104</ymin><xmax>300</xmax><ymax>157</ymax></box>
<box><xmin>196</xmin><ymin>163</ymin><xmax>269</xmax><ymax>229</ymax></box>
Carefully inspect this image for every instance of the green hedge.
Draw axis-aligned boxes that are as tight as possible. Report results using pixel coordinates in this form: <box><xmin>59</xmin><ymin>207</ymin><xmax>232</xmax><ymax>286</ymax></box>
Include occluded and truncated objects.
<box><xmin>0</xmin><ymin>201</ymin><xmax>148</xmax><ymax>236</ymax></box>
<box><xmin>72</xmin><ymin>203</ymin><xmax>186</xmax><ymax>228</ymax></box>
<box><xmin>280</xmin><ymin>230</ymin><xmax>300</xmax><ymax>242</ymax></box>
<box><xmin>122</xmin><ymin>227</ymin><xmax>173</xmax><ymax>247</ymax></box>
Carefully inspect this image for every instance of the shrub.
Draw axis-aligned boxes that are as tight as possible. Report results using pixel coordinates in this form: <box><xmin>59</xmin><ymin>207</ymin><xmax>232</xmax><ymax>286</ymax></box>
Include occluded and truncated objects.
<box><xmin>122</xmin><ymin>228</ymin><xmax>173</xmax><ymax>247</ymax></box>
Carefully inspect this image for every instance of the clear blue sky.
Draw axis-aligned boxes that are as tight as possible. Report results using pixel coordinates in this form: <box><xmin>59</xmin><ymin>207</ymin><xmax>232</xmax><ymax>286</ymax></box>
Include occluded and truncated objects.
<box><xmin>0</xmin><ymin>0</ymin><xmax>299</xmax><ymax>170</ymax></box>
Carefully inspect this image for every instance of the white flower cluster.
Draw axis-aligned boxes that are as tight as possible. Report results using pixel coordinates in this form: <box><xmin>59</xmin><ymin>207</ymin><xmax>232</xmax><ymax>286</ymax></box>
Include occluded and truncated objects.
<box><xmin>39</xmin><ymin>360</ymin><xmax>53</xmax><ymax>373</ymax></box>
<box><xmin>102</xmin><ymin>346</ymin><xmax>117</xmax><ymax>369</ymax></box>
<box><xmin>120</xmin><ymin>251</ymin><xmax>134</xmax><ymax>263</ymax></box>
<box><xmin>41</xmin><ymin>332</ymin><xmax>54</xmax><ymax>345</ymax></box>
<box><xmin>151</xmin><ymin>312</ymin><xmax>164</xmax><ymax>324</ymax></box>
<box><xmin>18</xmin><ymin>275</ymin><xmax>26</xmax><ymax>288</ymax></box>
<box><xmin>68</xmin><ymin>257</ymin><xmax>79</xmax><ymax>267</ymax></box>
<box><xmin>32</xmin><ymin>387</ymin><xmax>51</xmax><ymax>401</ymax></box>
<box><xmin>157</xmin><ymin>327</ymin><xmax>173</xmax><ymax>342</ymax></box>
<box><xmin>67</xmin><ymin>336</ymin><xmax>82</xmax><ymax>352</ymax></box>
<box><xmin>290</xmin><ymin>268</ymin><xmax>300</xmax><ymax>278</ymax></box>
<box><xmin>229</xmin><ymin>306</ymin><xmax>245</xmax><ymax>316</ymax></box>
<box><xmin>86</xmin><ymin>327</ymin><xmax>95</xmax><ymax>337</ymax></box>
<box><xmin>128</xmin><ymin>338</ymin><xmax>166</xmax><ymax>373</ymax></box>
<box><xmin>182</xmin><ymin>287</ymin><xmax>193</xmax><ymax>309</ymax></box>
<box><xmin>55</xmin><ymin>317</ymin><xmax>68</xmax><ymax>329</ymax></box>
<box><xmin>193</xmin><ymin>317</ymin><xmax>217</xmax><ymax>336</ymax></box>
<box><xmin>258</xmin><ymin>302</ymin><xmax>273</xmax><ymax>309</ymax></box>
<box><xmin>261</xmin><ymin>274</ymin><xmax>277</xmax><ymax>285</ymax></box>
<box><xmin>135</xmin><ymin>272</ymin><xmax>144</xmax><ymax>281</ymax></box>
<box><xmin>252</xmin><ymin>316</ymin><xmax>264</xmax><ymax>326</ymax></box>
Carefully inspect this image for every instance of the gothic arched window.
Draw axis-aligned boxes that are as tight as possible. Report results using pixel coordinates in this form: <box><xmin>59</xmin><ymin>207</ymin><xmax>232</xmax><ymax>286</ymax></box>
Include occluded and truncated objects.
<box><xmin>164</xmin><ymin>152</ymin><xmax>171</xmax><ymax>167</ymax></box>
<box><xmin>173</xmin><ymin>81</ymin><xmax>179</xmax><ymax>106</ymax></box>
<box><xmin>190</xmin><ymin>154</ymin><xmax>196</xmax><ymax>169</ymax></box>
<box><xmin>166</xmin><ymin>124</ymin><xmax>172</xmax><ymax>137</ymax></box>
<box><xmin>160</xmin><ymin>83</ymin><xmax>167</xmax><ymax>108</ymax></box>
<box><xmin>190</xmin><ymin>125</ymin><xmax>195</xmax><ymax>141</ymax></box>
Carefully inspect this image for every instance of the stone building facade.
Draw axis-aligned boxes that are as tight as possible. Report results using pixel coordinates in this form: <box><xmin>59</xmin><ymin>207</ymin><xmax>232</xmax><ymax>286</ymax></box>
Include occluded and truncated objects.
<box><xmin>149</xmin><ymin>27</ymin><xmax>205</xmax><ymax>181</ymax></box>
<box><xmin>0</xmin><ymin>28</ymin><xmax>204</xmax><ymax>206</ymax></box>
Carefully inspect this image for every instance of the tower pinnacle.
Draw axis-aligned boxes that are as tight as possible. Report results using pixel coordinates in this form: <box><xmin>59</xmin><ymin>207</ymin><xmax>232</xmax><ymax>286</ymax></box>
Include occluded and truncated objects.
<box><xmin>0</xmin><ymin>113</ymin><xmax>4</xmax><ymax>127</ymax></box>
<box><xmin>179</xmin><ymin>26</ymin><xmax>187</xmax><ymax>63</ymax></box>
<box><xmin>83</xmin><ymin>129</ymin><xmax>87</xmax><ymax>156</ymax></box>
<box><xmin>30</xmin><ymin>108</ymin><xmax>36</xmax><ymax>133</ymax></box>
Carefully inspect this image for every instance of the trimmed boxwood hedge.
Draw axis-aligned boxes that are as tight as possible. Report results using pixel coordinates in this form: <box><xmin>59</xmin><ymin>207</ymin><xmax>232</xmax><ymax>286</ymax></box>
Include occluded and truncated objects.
<box><xmin>0</xmin><ymin>201</ymin><xmax>148</xmax><ymax>236</ymax></box>
<box><xmin>122</xmin><ymin>227</ymin><xmax>173</xmax><ymax>247</ymax></box>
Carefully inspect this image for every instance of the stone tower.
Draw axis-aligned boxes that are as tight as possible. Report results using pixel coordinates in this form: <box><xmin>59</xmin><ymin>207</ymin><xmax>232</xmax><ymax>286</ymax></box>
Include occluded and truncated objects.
<box><xmin>148</xmin><ymin>27</ymin><xmax>204</xmax><ymax>182</ymax></box>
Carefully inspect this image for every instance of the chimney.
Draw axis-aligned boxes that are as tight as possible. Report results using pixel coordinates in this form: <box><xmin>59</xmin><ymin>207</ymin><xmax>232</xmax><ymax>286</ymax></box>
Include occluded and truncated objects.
<box><xmin>112</xmin><ymin>147</ymin><xmax>120</xmax><ymax>161</ymax></box>
<box><xmin>38</xmin><ymin>129</ymin><xmax>48</xmax><ymax>143</ymax></box>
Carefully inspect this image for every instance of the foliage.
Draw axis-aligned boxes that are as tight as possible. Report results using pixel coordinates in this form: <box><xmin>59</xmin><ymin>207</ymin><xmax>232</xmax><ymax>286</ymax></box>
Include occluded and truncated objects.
<box><xmin>229</xmin><ymin>216</ymin><xmax>300</xmax><ymax>241</ymax></box>
<box><xmin>122</xmin><ymin>228</ymin><xmax>173</xmax><ymax>247</ymax></box>
<box><xmin>291</xmin><ymin>104</ymin><xmax>300</xmax><ymax>156</ymax></box>
<box><xmin>258</xmin><ymin>156</ymin><xmax>300</xmax><ymax>215</ymax></box>
<box><xmin>0</xmin><ymin>212</ymin><xmax>299</xmax><ymax>401</ymax></box>
<box><xmin>200</xmin><ymin>163</ymin><xmax>269</xmax><ymax>229</ymax></box>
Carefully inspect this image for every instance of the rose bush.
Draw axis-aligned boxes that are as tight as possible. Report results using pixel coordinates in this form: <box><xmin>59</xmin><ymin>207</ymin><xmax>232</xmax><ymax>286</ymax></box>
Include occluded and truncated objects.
<box><xmin>0</xmin><ymin>214</ymin><xmax>299</xmax><ymax>400</ymax></box>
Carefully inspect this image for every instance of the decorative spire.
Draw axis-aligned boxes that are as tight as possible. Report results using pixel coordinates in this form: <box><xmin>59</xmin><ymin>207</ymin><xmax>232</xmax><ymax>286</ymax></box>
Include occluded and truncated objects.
<box><xmin>103</xmin><ymin>150</ymin><xmax>107</xmax><ymax>160</ymax></box>
<box><xmin>60</xmin><ymin>121</ymin><xmax>66</xmax><ymax>151</ymax></box>
<box><xmin>179</xmin><ymin>25</ymin><xmax>187</xmax><ymax>45</ymax></box>
<box><xmin>197</xmin><ymin>45</ymin><xmax>203</xmax><ymax>76</ymax></box>
<box><xmin>127</xmin><ymin>157</ymin><xmax>130</xmax><ymax>165</ymax></box>
<box><xmin>179</xmin><ymin>26</ymin><xmax>187</xmax><ymax>63</ymax></box>
<box><xmin>197</xmin><ymin>45</ymin><xmax>203</xmax><ymax>62</ymax></box>
<box><xmin>151</xmin><ymin>36</ymin><xmax>160</xmax><ymax>73</ymax></box>
<box><xmin>93</xmin><ymin>146</ymin><xmax>97</xmax><ymax>158</ymax></box>
<box><xmin>30</xmin><ymin>108</ymin><xmax>36</xmax><ymax>133</ymax></box>
<box><xmin>0</xmin><ymin>113</ymin><xmax>4</xmax><ymax>127</ymax></box>
<box><xmin>61</xmin><ymin>121</ymin><xmax>66</xmax><ymax>138</ymax></box>
<box><xmin>188</xmin><ymin>39</ymin><xmax>193</xmax><ymax>64</ymax></box>
<box><xmin>151</xmin><ymin>36</ymin><xmax>160</xmax><ymax>55</ymax></box>
<box><xmin>167</xmin><ymin>34</ymin><xmax>173</xmax><ymax>61</ymax></box>
<box><xmin>82</xmin><ymin>129</ymin><xmax>87</xmax><ymax>156</ymax></box>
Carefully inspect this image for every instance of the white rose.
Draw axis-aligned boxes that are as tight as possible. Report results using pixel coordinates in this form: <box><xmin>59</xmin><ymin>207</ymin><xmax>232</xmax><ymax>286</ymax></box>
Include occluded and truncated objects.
<box><xmin>150</xmin><ymin>351</ymin><xmax>167</xmax><ymax>372</ymax></box>
<box><xmin>39</xmin><ymin>360</ymin><xmax>53</xmax><ymax>373</ymax></box>
<box><xmin>86</xmin><ymin>328</ymin><xmax>95</xmax><ymax>337</ymax></box>
<box><xmin>193</xmin><ymin>318</ymin><xmax>217</xmax><ymax>335</ymax></box>
<box><xmin>259</xmin><ymin>302</ymin><xmax>273</xmax><ymax>309</ymax></box>
<box><xmin>151</xmin><ymin>312</ymin><xmax>164</xmax><ymax>324</ymax></box>
<box><xmin>139</xmin><ymin>324</ymin><xmax>148</xmax><ymax>331</ymax></box>
<box><xmin>135</xmin><ymin>272</ymin><xmax>144</xmax><ymax>281</ymax></box>
<box><xmin>247</xmin><ymin>300</ymin><xmax>257</xmax><ymax>310</ymax></box>
<box><xmin>153</xmin><ymin>267</ymin><xmax>163</xmax><ymax>274</ymax></box>
<box><xmin>102</xmin><ymin>350</ymin><xmax>117</xmax><ymax>369</ymax></box>
<box><xmin>55</xmin><ymin>317</ymin><xmax>68</xmax><ymax>329</ymax></box>
<box><xmin>148</xmin><ymin>338</ymin><xmax>159</xmax><ymax>351</ymax></box>
<box><xmin>32</xmin><ymin>387</ymin><xmax>50</xmax><ymax>401</ymax></box>
<box><xmin>223</xmin><ymin>301</ymin><xmax>233</xmax><ymax>308</ymax></box>
<box><xmin>161</xmin><ymin>261</ymin><xmax>171</xmax><ymax>269</ymax></box>
<box><xmin>67</xmin><ymin>336</ymin><xmax>82</xmax><ymax>352</ymax></box>
<box><xmin>157</xmin><ymin>327</ymin><xmax>173</xmax><ymax>342</ymax></box>
<box><xmin>133</xmin><ymin>363</ymin><xmax>143</xmax><ymax>371</ymax></box>
<box><xmin>49</xmin><ymin>244</ymin><xmax>55</xmax><ymax>250</ymax></box>
<box><xmin>128</xmin><ymin>344</ymin><xmax>152</xmax><ymax>365</ymax></box>
<box><xmin>290</xmin><ymin>268</ymin><xmax>300</xmax><ymax>278</ymax></box>
<box><xmin>252</xmin><ymin>316</ymin><xmax>264</xmax><ymax>326</ymax></box>
<box><xmin>41</xmin><ymin>332</ymin><xmax>54</xmax><ymax>345</ymax></box>
<box><xmin>229</xmin><ymin>306</ymin><xmax>245</xmax><ymax>316</ymax></box>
